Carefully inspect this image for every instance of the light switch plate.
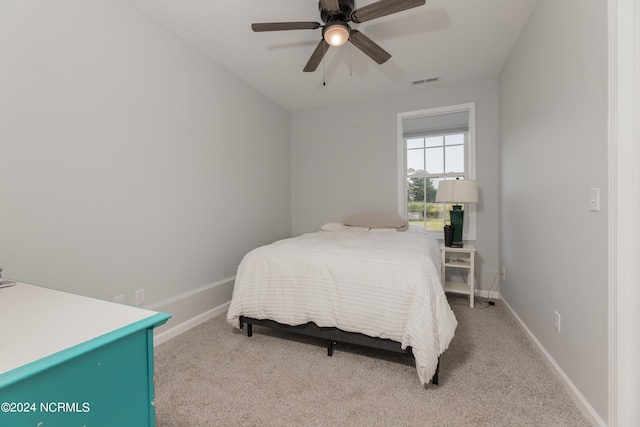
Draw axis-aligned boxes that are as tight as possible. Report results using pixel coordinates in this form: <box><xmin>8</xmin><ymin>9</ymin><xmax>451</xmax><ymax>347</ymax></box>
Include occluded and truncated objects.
<box><xmin>590</xmin><ymin>188</ymin><xmax>600</xmax><ymax>212</ymax></box>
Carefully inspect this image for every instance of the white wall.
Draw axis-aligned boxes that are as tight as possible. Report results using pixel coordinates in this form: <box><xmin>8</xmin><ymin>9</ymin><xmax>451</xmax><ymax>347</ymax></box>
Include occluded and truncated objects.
<box><xmin>0</xmin><ymin>0</ymin><xmax>291</xmax><ymax>331</ymax></box>
<box><xmin>291</xmin><ymin>78</ymin><xmax>501</xmax><ymax>292</ymax></box>
<box><xmin>498</xmin><ymin>0</ymin><xmax>608</xmax><ymax>423</ymax></box>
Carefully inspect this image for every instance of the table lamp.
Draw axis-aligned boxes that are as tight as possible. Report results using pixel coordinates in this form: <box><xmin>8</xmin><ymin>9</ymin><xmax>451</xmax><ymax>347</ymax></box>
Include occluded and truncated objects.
<box><xmin>435</xmin><ymin>178</ymin><xmax>478</xmax><ymax>247</ymax></box>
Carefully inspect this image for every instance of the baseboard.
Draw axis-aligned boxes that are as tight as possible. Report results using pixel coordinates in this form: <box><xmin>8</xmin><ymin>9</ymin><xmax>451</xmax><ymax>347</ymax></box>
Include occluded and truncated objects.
<box><xmin>153</xmin><ymin>301</ymin><xmax>231</xmax><ymax>346</ymax></box>
<box><xmin>147</xmin><ymin>276</ymin><xmax>235</xmax><ymax>346</ymax></box>
<box><xmin>474</xmin><ymin>288</ymin><xmax>501</xmax><ymax>300</ymax></box>
<box><xmin>500</xmin><ymin>297</ymin><xmax>606</xmax><ymax>427</ymax></box>
<box><xmin>477</xmin><ymin>270</ymin><xmax>503</xmax><ymax>300</ymax></box>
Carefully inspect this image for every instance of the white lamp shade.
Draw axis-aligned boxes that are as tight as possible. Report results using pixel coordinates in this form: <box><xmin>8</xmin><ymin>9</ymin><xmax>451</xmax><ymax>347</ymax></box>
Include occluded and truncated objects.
<box><xmin>435</xmin><ymin>179</ymin><xmax>478</xmax><ymax>204</ymax></box>
<box><xmin>323</xmin><ymin>24</ymin><xmax>350</xmax><ymax>47</ymax></box>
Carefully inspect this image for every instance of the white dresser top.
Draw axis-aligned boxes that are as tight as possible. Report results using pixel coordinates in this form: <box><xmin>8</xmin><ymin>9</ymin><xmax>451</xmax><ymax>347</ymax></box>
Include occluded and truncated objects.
<box><xmin>0</xmin><ymin>282</ymin><xmax>163</xmax><ymax>376</ymax></box>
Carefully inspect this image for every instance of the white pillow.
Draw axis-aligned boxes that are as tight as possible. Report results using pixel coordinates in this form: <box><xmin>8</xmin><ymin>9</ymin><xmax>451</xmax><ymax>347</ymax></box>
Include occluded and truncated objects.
<box><xmin>321</xmin><ymin>222</ymin><xmax>348</xmax><ymax>231</ymax></box>
<box><xmin>320</xmin><ymin>222</ymin><xmax>369</xmax><ymax>232</ymax></box>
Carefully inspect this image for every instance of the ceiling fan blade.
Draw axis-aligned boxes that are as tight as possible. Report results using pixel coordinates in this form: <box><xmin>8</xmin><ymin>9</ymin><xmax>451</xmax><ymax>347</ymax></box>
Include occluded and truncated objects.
<box><xmin>351</xmin><ymin>0</ymin><xmax>426</xmax><ymax>23</ymax></box>
<box><xmin>252</xmin><ymin>22</ymin><xmax>322</xmax><ymax>32</ymax></box>
<box><xmin>303</xmin><ymin>39</ymin><xmax>330</xmax><ymax>72</ymax></box>
<box><xmin>320</xmin><ymin>0</ymin><xmax>341</xmax><ymax>13</ymax></box>
<box><xmin>349</xmin><ymin>30</ymin><xmax>391</xmax><ymax>64</ymax></box>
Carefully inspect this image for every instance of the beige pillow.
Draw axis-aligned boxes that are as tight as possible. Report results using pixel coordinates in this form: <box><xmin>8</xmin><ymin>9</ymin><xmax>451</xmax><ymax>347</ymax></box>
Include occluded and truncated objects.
<box><xmin>343</xmin><ymin>213</ymin><xmax>408</xmax><ymax>230</ymax></box>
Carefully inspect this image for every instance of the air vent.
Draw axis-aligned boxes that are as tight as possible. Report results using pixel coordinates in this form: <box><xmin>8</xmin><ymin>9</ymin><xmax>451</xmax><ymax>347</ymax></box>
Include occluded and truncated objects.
<box><xmin>411</xmin><ymin>77</ymin><xmax>440</xmax><ymax>86</ymax></box>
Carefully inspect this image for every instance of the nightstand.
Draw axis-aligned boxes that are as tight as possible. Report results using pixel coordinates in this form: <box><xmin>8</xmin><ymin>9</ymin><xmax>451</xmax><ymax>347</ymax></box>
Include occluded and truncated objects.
<box><xmin>440</xmin><ymin>244</ymin><xmax>476</xmax><ymax>307</ymax></box>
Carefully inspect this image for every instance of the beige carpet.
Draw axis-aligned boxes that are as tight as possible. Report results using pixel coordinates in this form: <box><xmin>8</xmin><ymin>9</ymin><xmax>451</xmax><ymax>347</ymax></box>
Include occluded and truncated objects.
<box><xmin>153</xmin><ymin>296</ymin><xmax>592</xmax><ymax>426</ymax></box>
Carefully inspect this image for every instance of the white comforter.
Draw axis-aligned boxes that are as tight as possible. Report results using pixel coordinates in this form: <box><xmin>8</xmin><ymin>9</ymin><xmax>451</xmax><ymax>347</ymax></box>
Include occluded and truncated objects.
<box><xmin>227</xmin><ymin>228</ymin><xmax>457</xmax><ymax>385</ymax></box>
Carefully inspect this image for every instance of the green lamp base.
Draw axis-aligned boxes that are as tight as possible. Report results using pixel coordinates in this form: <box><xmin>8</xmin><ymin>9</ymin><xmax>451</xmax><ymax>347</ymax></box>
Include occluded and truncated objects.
<box><xmin>449</xmin><ymin>205</ymin><xmax>464</xmax><ymax>247</ymax></box>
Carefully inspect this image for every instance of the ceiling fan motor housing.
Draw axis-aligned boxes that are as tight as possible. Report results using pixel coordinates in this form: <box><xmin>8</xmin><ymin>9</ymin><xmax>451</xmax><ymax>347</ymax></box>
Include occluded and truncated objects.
<box><xmin>319</xmin><ymin>0</ymin><xmax>355</xmax><ymax>24</ymax></box>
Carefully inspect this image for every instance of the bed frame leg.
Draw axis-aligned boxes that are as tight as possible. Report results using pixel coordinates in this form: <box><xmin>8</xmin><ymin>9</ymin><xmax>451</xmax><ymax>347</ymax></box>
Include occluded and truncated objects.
<box><xmin>247</xmin><ymin>323</ymin><xmax>253</xmax><ymax>337</ymax></box>
<box><xmin>327</xmin><ymin>341</ymin><xmax>334</xmax><ymax>356</ymax></box>
<box><xmin>431</xmin><ymin>359</ymin><xmax>440</xmax><ymax>385</ymax></box>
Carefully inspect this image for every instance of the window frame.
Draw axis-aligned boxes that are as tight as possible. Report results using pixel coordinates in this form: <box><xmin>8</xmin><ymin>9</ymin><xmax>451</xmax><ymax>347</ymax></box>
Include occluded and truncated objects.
<box><xmin>397</xmin><ymin>102</ymin><xmax>477</xmax><ymax>241</ymax></box>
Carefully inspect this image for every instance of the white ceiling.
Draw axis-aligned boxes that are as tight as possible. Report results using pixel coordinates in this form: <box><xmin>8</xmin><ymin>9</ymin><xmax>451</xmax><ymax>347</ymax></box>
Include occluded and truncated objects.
<box><xmin>125</xmin><ymin>0</ymin><xmax>538</xmax><ymax>112</ymax></box>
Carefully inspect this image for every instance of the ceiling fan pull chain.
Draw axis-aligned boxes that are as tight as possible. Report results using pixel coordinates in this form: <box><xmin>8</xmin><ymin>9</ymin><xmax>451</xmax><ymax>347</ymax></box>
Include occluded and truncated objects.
<box><xmin>323</xmin><ymin>41</ymin><xmax>326</xmax><ymax>86</ymax></box>
<box><xmin>349</xmin><ymin>41</ymin><xmax>352</xmax><ymax>77</ymax></box>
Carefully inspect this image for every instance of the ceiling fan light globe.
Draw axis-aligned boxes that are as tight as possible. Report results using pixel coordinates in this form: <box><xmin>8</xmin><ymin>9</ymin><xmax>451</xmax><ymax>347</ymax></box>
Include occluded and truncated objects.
<box><xmin>323</xmin><ymin>24</ymin><xmax>349</xmax><ymax>47</ymax></box>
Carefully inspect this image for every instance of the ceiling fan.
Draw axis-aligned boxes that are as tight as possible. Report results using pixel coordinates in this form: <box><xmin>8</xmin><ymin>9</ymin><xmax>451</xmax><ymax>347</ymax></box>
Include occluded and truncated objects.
<box><xmin>251</xmin><ymin>0</ymin><xmax>426</xmax><ymax>72</ymax></box>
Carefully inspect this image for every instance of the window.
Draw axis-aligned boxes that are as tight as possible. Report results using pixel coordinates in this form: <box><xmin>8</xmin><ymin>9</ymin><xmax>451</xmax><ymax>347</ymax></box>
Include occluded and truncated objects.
<box><xmin>397</xmin><ymin>103</ymin><xmax>476</xmax><ymax>240</ymax></box>
<box><xmin>406</xmin><ymin>132</ymin><xmax>467</xmax><ymax>231</ymax></box>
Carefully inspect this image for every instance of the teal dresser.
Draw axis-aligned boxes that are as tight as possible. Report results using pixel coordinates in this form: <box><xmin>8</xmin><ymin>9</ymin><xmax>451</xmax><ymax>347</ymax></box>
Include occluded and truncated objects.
<box><xmin>0</xmin><ymin>282</ymin><xmax>170</xmax><ymax>427</ymax></box>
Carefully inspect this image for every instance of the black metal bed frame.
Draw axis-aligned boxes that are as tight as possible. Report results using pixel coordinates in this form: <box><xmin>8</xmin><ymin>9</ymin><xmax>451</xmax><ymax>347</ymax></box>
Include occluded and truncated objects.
<box><xmin>239</xmin><ymin>315</ymin><xmax>439</xmax><ymax>385</ymax></box>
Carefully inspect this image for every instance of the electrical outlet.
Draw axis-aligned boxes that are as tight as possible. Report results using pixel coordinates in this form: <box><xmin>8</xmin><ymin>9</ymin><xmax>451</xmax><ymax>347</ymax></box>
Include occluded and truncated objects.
<box><xmin>135</xmin><ymin>289</ymin><xmax>145</xmax><ymax>306</ymax></box>
<box><xmin>501</xmin><ymin>266</ymin><xmax>506</xmax><ymax>280</ymax></box>
<box><xmin>554</xmin><ymin>311</ymin><xmax>561</xmax><ymax>332</ymax></box>
<box><xmin>114</xmin><ymin>294</ymin><xmax>125</xmax><ymax>304</ymax></box>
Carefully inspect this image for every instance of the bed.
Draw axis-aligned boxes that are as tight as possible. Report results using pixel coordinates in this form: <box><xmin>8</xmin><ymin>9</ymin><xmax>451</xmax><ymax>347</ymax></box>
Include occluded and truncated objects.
<box><xmin>227</xmin><ymin>214</ymin><xmax>457</xmax><ymax>386</ymax></box>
